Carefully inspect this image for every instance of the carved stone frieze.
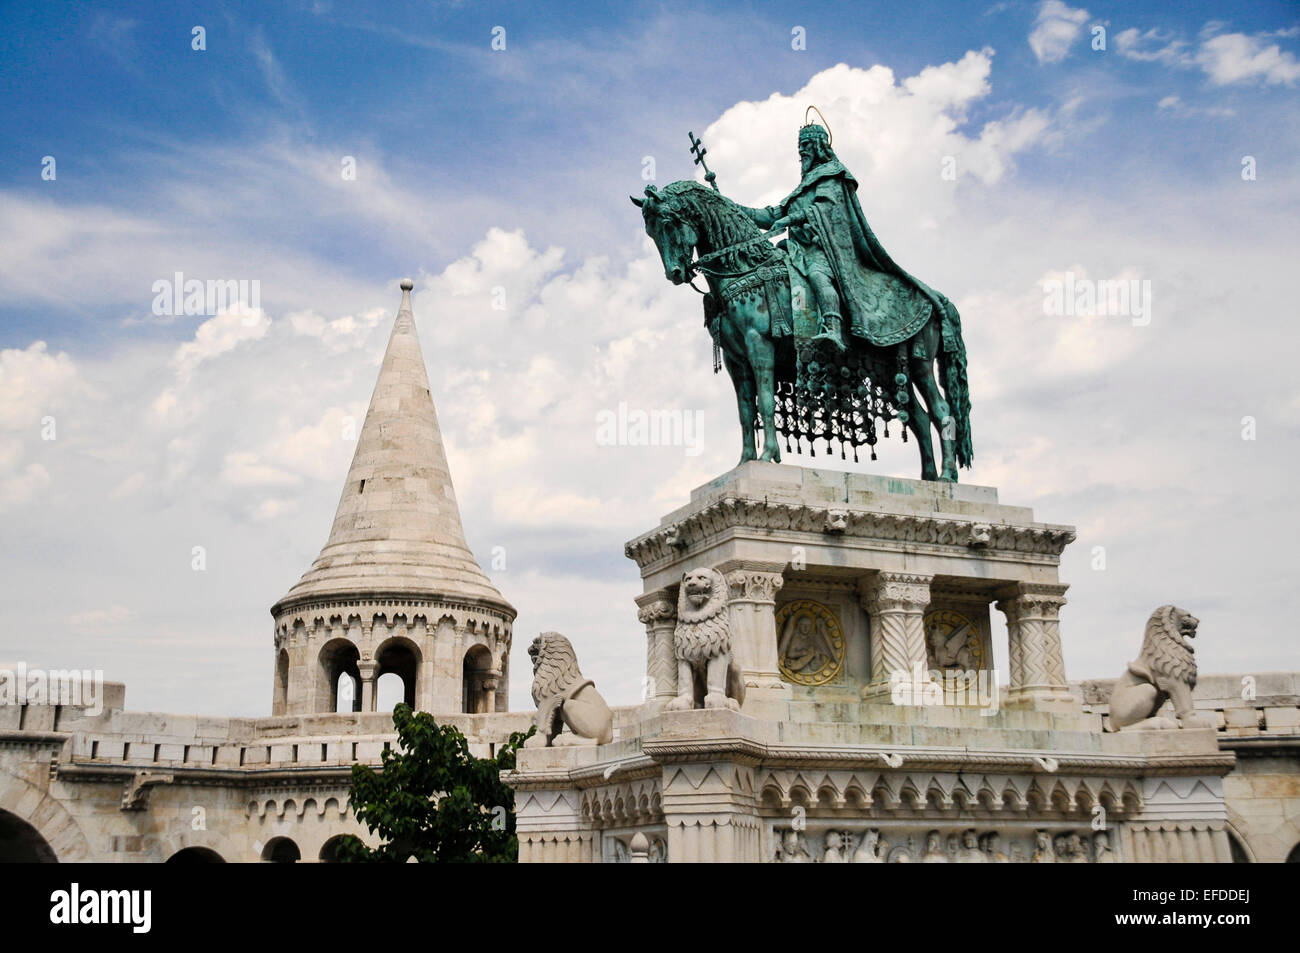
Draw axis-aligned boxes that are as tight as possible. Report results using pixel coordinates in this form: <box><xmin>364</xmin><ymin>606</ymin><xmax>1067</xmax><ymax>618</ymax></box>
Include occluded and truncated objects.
<box><xmin>625</xmin><ymin>498</ymin><xmax>1075</xmax><ymax>569</ymax></box>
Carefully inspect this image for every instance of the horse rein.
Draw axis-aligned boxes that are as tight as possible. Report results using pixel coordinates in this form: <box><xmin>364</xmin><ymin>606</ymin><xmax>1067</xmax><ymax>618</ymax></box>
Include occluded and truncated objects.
<box><xmin>686</xmin><ymin>235</ymin><xmax>780</xmax><ymax>292</ymax></box>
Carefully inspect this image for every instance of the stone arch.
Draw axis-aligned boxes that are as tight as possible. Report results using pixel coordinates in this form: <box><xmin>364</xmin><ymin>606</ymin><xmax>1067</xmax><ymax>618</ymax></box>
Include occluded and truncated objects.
<box><xmin>1286</xmin><ymin>842</ymin><xmax>1300</xmax><ymax>863</ymax></box>
<box><xmin>0</xmin><ymin>769</ymin><xmax>91</xmax><ymax>862</ymax></box>
<box><xmin>156</xmin><ymin>828</ymin><xmax>240</xmax><ymax>863</ymax></box>
<box><xmin>0</xmin><ymin>807</ymin><xmax>58</xmax><ymax>862</ymax></box>
<box><xmin>318</xmin><ymin>637</ymin><xmax>361</xmax><ymax>713</ymax></box>
<box><xmin>261</xmin><ymin>836</ymin><xmax>300</xmax><ymax>863</ymax></box>
<box><xmin>319</xmin><ymin>834</ymin><xmax>362</xmax><ymax>863</ymax></box>
<box><xmin>462</xmin><ymin>643</ymin><xmax>495</xmax><ymax>713</ymax></box>
<box><xmin>375</xmin><ymin>635</ymin><xmax>421</xmax><ymax>711</ymax></box>
<box><xmin>166</xmin><ymin>846</ymin><xmax>226</xmax><ymax>863</ymax></box>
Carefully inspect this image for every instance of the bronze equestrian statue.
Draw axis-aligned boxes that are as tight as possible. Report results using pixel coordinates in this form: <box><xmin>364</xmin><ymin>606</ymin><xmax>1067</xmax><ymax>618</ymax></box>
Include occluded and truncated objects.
<box><xmin>633</xmin><ymin>117</ymin><xmax>972</xmax><ymax>482</ymax></box>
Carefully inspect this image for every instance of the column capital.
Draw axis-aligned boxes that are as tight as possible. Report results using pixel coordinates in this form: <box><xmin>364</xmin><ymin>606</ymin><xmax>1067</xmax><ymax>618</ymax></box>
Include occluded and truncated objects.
<box><xmin>996</xmin><ymin>582</ymin><xmax>1069</xmax><ymax>618</ymax></box>
<box><xmin>860</xmin><ymin>571</ymin><xmax>933</xmax><ymax>614</ymax></box>
<box><xmin>636</xmin><ymin>590</ymin><xmax>677</xmax><ymax>625</ymax></box>
<box><xmin>724</xmin><ymin>569</ymin><xmax>784</xmax><ymax>604</ymax></box>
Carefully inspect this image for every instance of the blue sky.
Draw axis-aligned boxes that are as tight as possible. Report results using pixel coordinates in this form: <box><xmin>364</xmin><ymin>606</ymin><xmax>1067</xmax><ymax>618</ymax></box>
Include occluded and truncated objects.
<box><xmin>1</xmin><ymin>0</ymin><xmax>1297</xmax><ymax>715</ymax></box>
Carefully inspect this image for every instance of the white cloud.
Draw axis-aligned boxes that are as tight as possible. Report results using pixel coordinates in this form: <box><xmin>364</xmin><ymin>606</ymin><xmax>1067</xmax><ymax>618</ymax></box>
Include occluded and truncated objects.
<box><xmin>0</xmin><ymin>462</ymin><xmax>50</xmax><ymax>507</ymax></box>
<box><xmin>700</xmin><ymin>54</ymin><xmax>1050</xmax><ymax>245</ymax></box>
<box><xmin>1196</xmin><ymin>31</ymin><xmax>1300</xmax><ymax>86</ymax></box>
<box><xmin>0</xmin><ymin>342</ymin><xmax>79</xmax><ymax>510</ymax></box>
<box><xmin>0</xmin><ymin>341</ymin><xmax>79</xmax><ymax>430</ymax></box>
<box><xmin>1116</xmin><ymin>24</ymin><xmax>1300</xmax><ymax>86</ymax></box>
<box><xmin>68</xmin><ymin>605</ymin><xmax>134</xmax><ymax>627</ymax></box>
<box><xmin>220</xmin><ymin>451</ymin><xmax>301</xmax><ymax>487</ymax></box>
<box><xmin>1029</xmin><ymin>1</ymin><xmax>1090</xmax><ymax>64</ymax></box>
<box><xmin>171</xmin><ymin>308</ymin><xmax>270</xmax><ymax>381</ymax></box>
<box><xmin>288</xmin><ymin>307</ymin><xmax>386</xmax><ymax>351</ymax></box>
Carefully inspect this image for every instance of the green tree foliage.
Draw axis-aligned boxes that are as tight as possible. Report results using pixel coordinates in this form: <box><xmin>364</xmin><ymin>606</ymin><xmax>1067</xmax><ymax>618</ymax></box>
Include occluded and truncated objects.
<box><xmin>338</xmin><ymin>704</ymin><xmax>534</xmax><ymax>863</ymax></box>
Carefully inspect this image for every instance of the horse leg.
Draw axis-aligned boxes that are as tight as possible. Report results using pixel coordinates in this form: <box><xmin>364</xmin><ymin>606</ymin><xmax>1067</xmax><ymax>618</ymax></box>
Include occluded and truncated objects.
<box><xmin>904</xmin><ymin>376</ymin><xmax>938</xmax><ymax>481</ymax></box>
<box><xmin>723</xmin><ymin>352</ymin><xmax>757</xmax><ymax>465</ymax></box>
<box><xmin>744</xmin><ymin>329</ymin><xmax>781</xmax><ymax>463</ymax></box>
<box><xmin>909</xmin><ymin>323</ymin><xmax>957</xmax><ymax>482</ymax></box>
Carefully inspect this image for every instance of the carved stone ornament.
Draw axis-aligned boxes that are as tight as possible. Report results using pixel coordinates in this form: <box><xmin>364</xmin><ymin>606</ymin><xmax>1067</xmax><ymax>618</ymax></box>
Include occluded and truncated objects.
<box><xmin>1105</xmin><ymin>605</ymin><xmax>1210</xmax><ymax>731</ymax></box>
<box><xmin>528</xmin><ymin>632</ymin><xmax>614</xmax><ymax>746</ymax></box>
<box><xmin>625</xmin><ymin>499</ymin><xmax>1075</xmax><ymax>569</ymax></box>
<box><xmin>923</xmin><ymin>607</ymin><xmax>985</xmax><ymax>672</ymax></box>
<box><xmin>666</xmin><ymin>567</ymin><xmax>746</xmax><ymax>711</ymax></box>
<box><xmin>775</xmin><ymin>600</ymin><xmax>845</xmax><ymax>686</ymax></box>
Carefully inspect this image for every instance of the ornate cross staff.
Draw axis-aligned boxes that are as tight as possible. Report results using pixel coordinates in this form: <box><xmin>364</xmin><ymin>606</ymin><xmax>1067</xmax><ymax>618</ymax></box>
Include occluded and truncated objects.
<box><xmin>688</xmin><ymin>131</ymin><xmax>719</xmax><ymax>192</ymax></box>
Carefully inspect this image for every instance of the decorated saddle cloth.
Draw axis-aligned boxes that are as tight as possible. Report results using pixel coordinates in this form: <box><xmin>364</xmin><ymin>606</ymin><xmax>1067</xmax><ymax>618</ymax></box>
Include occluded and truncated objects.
<box><xmin>848</xmin><ymin>268</ymin><xmax>933</xmax><ymax>347</ymax></box>
<box><xmin>783</xmin><ymin>252</ymin><xmax>933</xmax><ymax>347</ymax></box>
<box><xmin>758</xmin><ymin>248</ymin><xmax>933</xmax><ymax>348</ymax></box>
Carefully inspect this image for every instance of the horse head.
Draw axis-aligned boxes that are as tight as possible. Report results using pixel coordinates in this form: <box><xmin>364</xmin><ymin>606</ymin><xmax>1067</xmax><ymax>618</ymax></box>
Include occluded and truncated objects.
<box><xmin>631</xmin><ymin>183</ymin><xmax>697</xmax><ymax>285</ymax></box>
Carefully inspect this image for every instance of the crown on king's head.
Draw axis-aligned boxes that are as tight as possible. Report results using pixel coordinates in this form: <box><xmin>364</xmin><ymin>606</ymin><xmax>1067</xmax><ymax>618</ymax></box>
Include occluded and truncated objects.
<box><xmin>799</xmin><ymin>122</ymin><xmax>829</xmax><ymax>144</ymax></box>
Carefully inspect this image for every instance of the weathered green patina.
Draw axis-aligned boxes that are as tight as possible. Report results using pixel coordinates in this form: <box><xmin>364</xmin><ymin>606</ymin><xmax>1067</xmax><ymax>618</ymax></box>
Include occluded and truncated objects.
<box><xmin>632</xmin><ymin>118</ymin><xmax>973</xmax><ymax>482</ymax></box>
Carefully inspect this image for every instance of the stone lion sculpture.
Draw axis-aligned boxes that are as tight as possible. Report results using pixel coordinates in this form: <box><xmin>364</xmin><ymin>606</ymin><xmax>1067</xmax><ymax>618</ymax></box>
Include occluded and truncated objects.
<box><xmin>528</xmin><ymin>632</ymin><xmax>613</xmax><ymax>746</ymax></box>
<box><xmin>1105</xmin><ymin>606</ymin><xmax>1210</xmax><ymax>731</ymax></box>
<box><xmin>665</xmin><ymin>567</ymin><xmax>745</xmax><ymax>711</ymax></box>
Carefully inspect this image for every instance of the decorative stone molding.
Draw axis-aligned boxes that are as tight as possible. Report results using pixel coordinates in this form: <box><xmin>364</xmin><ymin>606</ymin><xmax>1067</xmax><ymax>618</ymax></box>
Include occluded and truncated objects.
<box><xmin>625</xmin><ymin>498</ymin><xmax>1075</xmax><ymax>569</ymax></box>
<box><xmin>120</xmin><ymin>771</ymin><xmax>174</xmax><ymax>811</ymax></box>
<box><xmin>725</xmin><ymin>570</ymin><xmax>784</xmax><ymax>604</ymax></box>
<box><xmin>755</xmin><ymin>768</ymin><xmax>1144</xmax><ymax>818</ymax></box>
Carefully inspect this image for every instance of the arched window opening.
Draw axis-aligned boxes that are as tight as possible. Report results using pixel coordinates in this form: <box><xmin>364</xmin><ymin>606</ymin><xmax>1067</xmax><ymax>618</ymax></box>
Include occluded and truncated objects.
<box><xmin>165</xmin><ymin>847</ymin><xmax>225</xmax><ymax>863</ymax></box>
<box><xmin>320</xmin><ymin>835</ymin><xmax>362</xmax><ymax>863</ymax></box>
<box><xmin>273</xmin><ymin>649</ymin><xmax>290</xmax><ymax>715</ymax></box>
<box><xmin>462</xmin><ymin>645</ymin><xmax>496</xmax><ymax>714</ymax></box>
<box><xmin>375</xmin><ymin>673</ymin><xmax>406</xmax><ymax>712</ymax></box>
<box><xmin>376</xmin><ymin>638</ymin><xmax>420</xmax><ymax>711</ymax></box>
<box><xmin>261</xmin><ymin>837</ymin><xmax>300</xmax><ymax>863</ymax></box>
<box><xmin>318</xmin><ymin>639</ymin><xmax>361</xmax><ymax>714</ymax></box>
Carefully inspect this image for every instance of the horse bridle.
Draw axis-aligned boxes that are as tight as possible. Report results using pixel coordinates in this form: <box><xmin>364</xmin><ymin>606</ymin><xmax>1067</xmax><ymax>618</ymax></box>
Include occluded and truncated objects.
<box><xmin>684</xmin><ymin>235</ymin><xmax>780</xmax><ymax>294</ymax></box>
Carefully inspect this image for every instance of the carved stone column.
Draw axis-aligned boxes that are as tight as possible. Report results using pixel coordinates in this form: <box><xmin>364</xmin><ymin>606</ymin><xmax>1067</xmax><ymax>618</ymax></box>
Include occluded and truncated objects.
<box><xmin>722</xmin><ymin>567</ymin><xmax>789</xmax><ymax>700</ymax></box>
<box><xmin>996</xmin><ymin>583</ymin><xmax>1075</xmax><ymax>709</ymax></box>
<box><xmin>859</xmin><ymin>572</ymin><xmax>932</xmax><ymax>702</ymax></box>
<box><xmin>357</xmin><ymin>659</ymin><xmax>378</xmax><ymax>713</ymax></box>
<box><xmin>636</xmin><ymin>590</ymin><xmax>678</xmax><ymax>703</ymax></box>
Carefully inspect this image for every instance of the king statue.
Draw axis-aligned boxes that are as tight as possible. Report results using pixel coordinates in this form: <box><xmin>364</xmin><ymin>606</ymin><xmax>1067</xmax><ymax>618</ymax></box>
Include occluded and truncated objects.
<box><xmin>634</xmin><ymin>111</ymin><xmax>974</xmax><ymax>482</ymax></box>
<box><xmin>735</xmin><ymin>119</ymin><xmax>953</xmax><ymax>355</ymax></box>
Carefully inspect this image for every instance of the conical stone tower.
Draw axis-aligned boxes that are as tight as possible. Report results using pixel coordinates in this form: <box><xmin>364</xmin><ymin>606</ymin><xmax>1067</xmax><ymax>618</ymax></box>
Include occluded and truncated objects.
<box><xmin>271</xmin><ymin>279</ymin><xmax>514</xmax><ymax>717</ymax></box>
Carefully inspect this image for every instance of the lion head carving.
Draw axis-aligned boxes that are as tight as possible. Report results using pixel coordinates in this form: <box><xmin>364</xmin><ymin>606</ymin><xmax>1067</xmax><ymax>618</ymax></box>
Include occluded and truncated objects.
<box><xmin>528</xmin><ymin>632</ymin><xmax>612</xmax><ymax>746</ymax></box>
<box><xmin>1141</xmin><ymin>605</ymin><xmax>1199</xmax><ymax>688</ymax></box>
<box><xmin>1107</xmin><ymin>604</ymin><xmax>1205</xmax><ymax>731</ymax></box>
<box><xmin>675</xmin><ymin>567</ymin><xmax>730</xmax><ymax>663</ymax></box>
<box><xmin>529</xmin><ymin>632</ymin><xmax>583</xmax><ymax>707</ymax></box>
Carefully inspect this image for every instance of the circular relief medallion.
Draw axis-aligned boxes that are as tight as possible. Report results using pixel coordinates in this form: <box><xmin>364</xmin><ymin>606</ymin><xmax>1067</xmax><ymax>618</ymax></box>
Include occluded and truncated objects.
<box><xmin>922</xmin><ymin>608</ymin><xmax>986</xmax><ymax>672</ymax></box>
<box><xmin>775</xmin><ymin>600</ymin><xmax>845</xmax><ymax>686</ymax></box>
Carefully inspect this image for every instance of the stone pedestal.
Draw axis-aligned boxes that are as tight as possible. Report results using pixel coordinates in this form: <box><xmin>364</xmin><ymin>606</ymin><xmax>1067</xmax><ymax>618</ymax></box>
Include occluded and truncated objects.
<box><xmin>624</xmin><ymin>462</ymin><xmax>1080</xmax><ymax>711</ymax></box>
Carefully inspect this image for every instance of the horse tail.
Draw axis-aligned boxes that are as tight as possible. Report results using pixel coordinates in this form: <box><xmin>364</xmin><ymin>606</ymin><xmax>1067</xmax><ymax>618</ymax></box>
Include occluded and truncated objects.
<box><xmin>937</xmin><ymin>301</ymin><xmax>974</xmax><ymax>469</ymax></box>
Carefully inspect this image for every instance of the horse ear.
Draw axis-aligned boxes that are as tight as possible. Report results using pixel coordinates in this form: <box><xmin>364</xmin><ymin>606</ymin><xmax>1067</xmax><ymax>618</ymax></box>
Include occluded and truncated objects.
<box><xmin>629</xmin><ymin>195</ymin><xmax>644</xmax><ymax>208</ymax></box>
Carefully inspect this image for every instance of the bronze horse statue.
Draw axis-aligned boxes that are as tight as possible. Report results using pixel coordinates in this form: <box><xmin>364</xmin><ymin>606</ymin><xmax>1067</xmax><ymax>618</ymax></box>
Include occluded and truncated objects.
<box><xmin>633</xmin><ymin>180</ymin><xmax>972</xmax><ymax>482</ymax></box>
